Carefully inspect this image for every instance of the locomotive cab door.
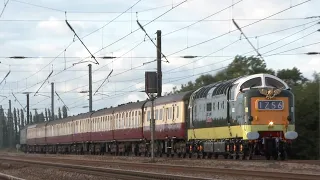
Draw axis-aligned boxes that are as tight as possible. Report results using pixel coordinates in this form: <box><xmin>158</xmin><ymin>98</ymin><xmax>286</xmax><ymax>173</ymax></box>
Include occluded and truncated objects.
<box><xmin>235</xmin><ymin>92</ymin><xmax>245</xmax><ymax>124</ymax></box>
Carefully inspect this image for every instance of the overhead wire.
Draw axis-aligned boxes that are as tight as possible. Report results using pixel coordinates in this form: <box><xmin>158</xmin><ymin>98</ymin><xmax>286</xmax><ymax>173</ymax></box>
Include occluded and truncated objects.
<box><xmin>8</xmin><ymin>0</ymin><xmax>316</xmax><ymax>112</ymax></box>
<box><xmin>16</xmin><ymin>0</ymin><xmax>190</xmax><ymax>98</ymax></box>
<box><xmin>11</xmin><ymin>0</ymin><xmax>182</xmax><ymax>14</ymax></box>
<box><xmin>1</xmin><ymin>19</ymin><xmax>318</xmax><ymax>63</ymax></box>
<box><xmin>0</xmin><ymin>0</ymin><xmax>10</xmax><ymax>18</ymax></box>
<box><xmin>264</xmin><ymin>41</ymin><xmax>320</xmax><ymax>57</ymax></box>
<box><xmin>166</xmin><ymin>24</ymin><xmax>319</xmax><ymax>75</ymax></box>
<box><xmin>14</xmin><ymin>0</ymin><xmax>144</xmax><ymax>84</ymax></box>
<box><xmin>2</xmin><ymin>17</ymin><xmax>319</xmax><ymax>22</ymax></box>
<box><xmin>48</xmin><ymin>0</ymin><xmax>245</xmax><ymax>92</ymax></box>
<box><xmin>5</xmin><ymin>0</ymin><xmax>146</xmax><ymax>98</ymax></box>
<box><xmin>261</xmin><ymin>29</ymin><xmax>319</xmax><ymax>55</ymax></box>
<box><xmin>25</xmin><ymin>28</ymin><xmax>318</xmax><ymax>111</ymax></box>
<box><xmin>73</xmin><ymin>0</ymin><xmax>189</xmax><ymax>65</ymax></box>
<box><xmin>164</xmin><ymin>0</ymin><xmax>312</xmax><ymax>58</ymax></box>
<box><xmin>72</xmin><ymin>1</ymin><xmax>316</xmax><ymax>110</ymax></box>
<box><xmin>6</xmin><ymin>0</ymin><xmax>189</xmax><ymax>98</ymax></box>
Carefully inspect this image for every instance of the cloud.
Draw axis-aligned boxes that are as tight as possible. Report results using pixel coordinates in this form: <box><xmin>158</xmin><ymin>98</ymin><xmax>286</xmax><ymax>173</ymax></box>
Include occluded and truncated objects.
<box><xmin>36</xmin><ymin>17</ymin><xmax>85</xmax><ymax>36</ymax></box>
<box><xmin>0</xmin><ymin>0</ymin><xmax>319</xmax><ymax>116</ymax></box>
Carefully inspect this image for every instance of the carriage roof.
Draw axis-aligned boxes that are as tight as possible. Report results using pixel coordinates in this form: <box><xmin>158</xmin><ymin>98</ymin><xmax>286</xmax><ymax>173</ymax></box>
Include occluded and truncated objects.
<box><xmin>145</xmin><ymin>91</ymin><xmax>193</xmax><ymax>107</ymax></box>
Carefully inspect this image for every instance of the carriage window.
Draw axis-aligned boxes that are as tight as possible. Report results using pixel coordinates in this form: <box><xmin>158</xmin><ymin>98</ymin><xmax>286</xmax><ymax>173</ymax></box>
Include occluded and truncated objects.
<box><xmin>159</xmin><ymin>109</ymin><xmax>163</xmax><ymax>120</ymax></box>
<box><xmin>147</xmin><ymin>111</ymin><xmax>151</xmax><ymax>121</ymax></box>
<box><xmin>176</xmin><ymin>106</ymin><xmax>179</xmax><ymax>118</ymax></box>
<box><xmin>265</xmin><ymin>77</ymin><xmax>286</xmax><ymax>89</ymax></box>
<box><xmin>240</xmin><ymin>77</ymin><xmax>262</xmax><ymax>90</ymax></box>
<box><xmin>172</xmin><ymin>106</ymin><xmax>175</xmax><ymax>119</ymax></box>
<box><xmin>206</xmin><ymin>103</ymin><xmax>212</xmax><ymax>111</ymax></box>
<box><xmin>155</xmin><ymin>109</ymin><xmax>158</xmax><ymax>120</ymax></box>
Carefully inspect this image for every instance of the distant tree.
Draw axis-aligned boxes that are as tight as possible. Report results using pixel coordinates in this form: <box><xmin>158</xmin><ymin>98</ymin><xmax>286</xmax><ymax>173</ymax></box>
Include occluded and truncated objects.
<box><xmin>172</xmin><ymin>55</ymin><xmax>274</xmax><ymax>93</ymax></box>
<box><xmin>13</xmin><ymin>108</ymin><xmax>18</xmax><ymax>144</ymax></box>
<box><xmin>0</xmin><ymin>106</ymin><xmax>4</xmax><ymax>148</ymax></box>
<box><xmin>20</xmin><ymin>109</ymin><xmax>25</xmax><ymax>127</ymax></box>
<box><xmin>45</xmin><ymin>109</ymin><xmax>48</xmax><ymax>121</ymax></box>
<box><xmin>48</xmin><ymin>109</ymin><xmax>52</xmax><ymax>121</ymax></box>
<box><xmin>39</xmin><ymin>113</ymin><xmax>45</xmax><ymax>122</ymax></box>
<box><xmin>276</xmin><ymin>67</ymin><xmax>308</xmax><ymax>87</ymax></box>
<box><xmin>17</xmin><ymin>109</ymin><xmax>20</xmax><ymax>128</ymax></box>
<box><xmin>29</xmin><ymin>112</ymin><xmax>33</xmax><ymax>124</ymax></box>
<box><xmin>62</xmin><ymin>106</ymin><xmax>68</xmax><ymax>118</ymax></box>
<box><xmin>7</xmin><ymin>107</ymin><xmax>14</xmax><ymax>147</ymax></box>
<box><xmin>58</xmin><ymin>107</ymin><xmax>62</xmax><ymax>119</ymax></box>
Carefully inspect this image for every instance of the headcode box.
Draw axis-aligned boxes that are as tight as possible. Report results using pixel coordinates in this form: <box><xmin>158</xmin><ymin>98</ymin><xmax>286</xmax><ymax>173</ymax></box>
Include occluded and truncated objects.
<box><xmin>145</xmin><ymin>71</ymin><xmax>158</xmax><ymax>94</ymax></box>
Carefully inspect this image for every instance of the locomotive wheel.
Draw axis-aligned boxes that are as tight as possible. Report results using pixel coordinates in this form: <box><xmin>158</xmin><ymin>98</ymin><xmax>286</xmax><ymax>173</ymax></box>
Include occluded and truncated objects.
<box><xmin>265</xmin><ymin>152</ymin><xmax>271</xmax><ymax>160</ymax></box>
<box><xmin>223</xmin><ymin>153</ymin><xmax>228</xmax><ymax>159</ymax></box>
<box><xmin>273</xmin><ymin>152</ymin><xmax>278</xmax><ymax>160</ymax></box>
<box><xmin>241</xmin><ymin>153</ymin><xmax>246</xmax><ymax>160</ymax></box>
<box><xmin>214</xmin><ymin>153</ymin><xmax>218</xmax><ymax>159</ymax></box>
<box><xmin>233</xmin><ymin>154</ymin><xmax>239</xmax><ymax>160</ymax></box>
<box><xmin>280</xmin><ymin>152</ymin><xmax>286</xmax><ymax>160</ymax></box>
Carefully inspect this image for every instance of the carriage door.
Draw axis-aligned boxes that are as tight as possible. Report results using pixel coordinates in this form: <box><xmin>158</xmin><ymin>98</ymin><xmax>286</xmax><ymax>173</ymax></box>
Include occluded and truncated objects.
<box><xmin>164</xmin><ymin>107</ymin><xmax>169</xmax><ymax>133</ymax></box>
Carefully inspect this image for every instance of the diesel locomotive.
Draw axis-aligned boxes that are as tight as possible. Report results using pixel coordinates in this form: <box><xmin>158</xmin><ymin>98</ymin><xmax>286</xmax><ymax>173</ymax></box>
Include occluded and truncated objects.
<box><xmin>20</xmin><ymin>73</ymin><xmax>298</xmax><ymax>160</ymax></box>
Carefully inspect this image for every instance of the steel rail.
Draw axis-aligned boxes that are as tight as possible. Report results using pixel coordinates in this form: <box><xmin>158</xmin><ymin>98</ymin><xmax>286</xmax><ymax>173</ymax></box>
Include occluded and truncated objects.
<box><xmin>0</xmin><ymin>157</ymin><xmax>209</xmax><ymax>180</ymax></box>
<box><xmin>0</xmin><ymin>156</ymin><xmax>319</xmax><ymax>180</ymax></box>
<box><xmin>0</xmin><ymin>172</ymin><xmax>25</xmax><ymax>180</ymax></box>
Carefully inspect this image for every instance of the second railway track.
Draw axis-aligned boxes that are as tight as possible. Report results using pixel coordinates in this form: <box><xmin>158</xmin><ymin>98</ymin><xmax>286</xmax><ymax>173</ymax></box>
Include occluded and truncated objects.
<box><xmin>0</xmin><ymin>155</ymin><xmax>319</xmax><ymax>180</ymax></box>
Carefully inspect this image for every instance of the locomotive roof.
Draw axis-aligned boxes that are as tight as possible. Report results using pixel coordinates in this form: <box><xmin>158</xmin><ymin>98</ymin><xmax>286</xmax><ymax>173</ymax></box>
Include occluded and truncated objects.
<box><xmin>190</xmin><ymin>73</ymin><xmax>290</xmax><ymax>100</ymax></box>
<box><xmin>145</xmin><ymin>91</ymin><xmax>193</xmax><ymax>107</ymax></box>
<box><xmin>192</xmin><ymin>76</ymin><xmax>243</xmax><ymax>99</ymax></box>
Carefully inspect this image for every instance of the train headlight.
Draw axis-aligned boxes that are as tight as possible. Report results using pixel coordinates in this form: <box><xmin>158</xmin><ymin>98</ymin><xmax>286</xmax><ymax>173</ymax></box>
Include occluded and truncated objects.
<box><xmin>268</xmin><ymin>121</ymin><xmax>274</xmax><ymax>127</ymax></box>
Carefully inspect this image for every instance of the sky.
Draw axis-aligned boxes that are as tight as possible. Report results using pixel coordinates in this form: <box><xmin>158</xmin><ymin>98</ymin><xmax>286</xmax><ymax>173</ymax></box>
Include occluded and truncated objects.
<box><xmin>0</xmin><ymin>0</ymin><xmax>319</xmax><ymax>117</ymax></box>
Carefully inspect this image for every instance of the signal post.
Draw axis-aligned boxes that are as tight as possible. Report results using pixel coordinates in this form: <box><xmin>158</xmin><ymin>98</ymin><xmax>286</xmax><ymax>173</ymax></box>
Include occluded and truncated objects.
<box><xmin>145</xmin><ymin>72</ymin><xmax>157</xmax><ymax>163</ymax></box>
<box><xmin>144</xmin><ymin>30</ymin><xmax>162</xmax><ymax>162</ymax></box>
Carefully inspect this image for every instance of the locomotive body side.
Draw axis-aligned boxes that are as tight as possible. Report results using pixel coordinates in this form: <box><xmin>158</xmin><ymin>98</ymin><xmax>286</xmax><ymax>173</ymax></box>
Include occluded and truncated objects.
<box><xmin>187</xmin><ymin>76</ymin><xmax>242</xmax><ymax>140</ymax></box>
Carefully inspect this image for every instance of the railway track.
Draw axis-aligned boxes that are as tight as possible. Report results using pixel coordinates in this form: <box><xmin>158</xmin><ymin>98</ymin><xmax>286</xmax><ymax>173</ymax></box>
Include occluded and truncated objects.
<box><xmin>0</xmin><ymin>172</ymin><xmax>25</xmax><ymax>180</ymax></box>
<box><xmin>0</xmin><ymin>155</ymin><xmax>319</xmax><ymax>180</ymax></box>
<box><xmin>0</xmin><ymin>156</ymin><xmax>210</xmax><ymax>180</ymax></box>
<box><xmin>3</xmin><ymin>152</ymin><xmax>320</xmax><ymax>166</ymax></box>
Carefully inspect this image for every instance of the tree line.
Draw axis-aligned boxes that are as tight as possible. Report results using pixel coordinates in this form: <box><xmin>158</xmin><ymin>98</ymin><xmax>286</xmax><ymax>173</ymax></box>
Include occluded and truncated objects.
<box><xmin>170</xmin><ymin>55</ymin><xmax>319</xmax><ymax>160</ymax></box>
<box><xmin>0</xmin><ymin>105</ymin><xmax>68</xmax><ymax>148</ymax></box>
